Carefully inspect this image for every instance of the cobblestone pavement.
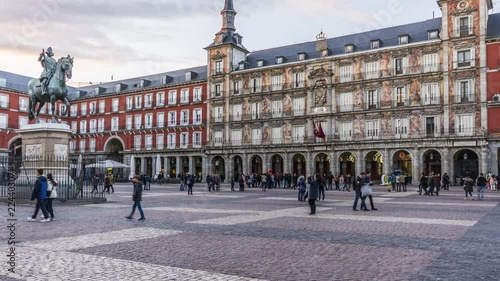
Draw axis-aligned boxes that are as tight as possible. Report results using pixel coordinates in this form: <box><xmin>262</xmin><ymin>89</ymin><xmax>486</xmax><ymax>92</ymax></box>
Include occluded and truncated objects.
<box><xmin>2</xmin><ymin>183</ymin><xmax>500</xmax><ymax>280</ymax></box>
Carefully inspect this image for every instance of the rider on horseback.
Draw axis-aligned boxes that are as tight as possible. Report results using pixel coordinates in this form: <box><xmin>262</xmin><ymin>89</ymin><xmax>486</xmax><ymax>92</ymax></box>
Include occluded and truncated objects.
<box><xmin>38</xmin><ymin>47</ymin><xmax>56</xmax><ymax>99</ymax></box>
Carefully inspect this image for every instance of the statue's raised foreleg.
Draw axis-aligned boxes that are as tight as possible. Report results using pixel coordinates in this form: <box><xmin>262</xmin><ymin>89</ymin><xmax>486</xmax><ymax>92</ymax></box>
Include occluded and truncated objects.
<box><xmin>50</xmin><ymin>95</ymin><xmax>57</xmax><ymax>123</ymax></box>
<box><xmin>35</xmin><ymin>101</ymin><xmax>45</xmax><ymax>124</ymax></box>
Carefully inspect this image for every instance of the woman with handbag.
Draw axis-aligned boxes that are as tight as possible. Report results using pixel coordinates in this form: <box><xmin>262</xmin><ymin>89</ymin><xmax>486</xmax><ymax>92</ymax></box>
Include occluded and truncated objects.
<box><xmin>46</xmin><ymin>173</ymin><xmax>57</xmax><ymax>221</ymax></box>
<box><xmin>361</xmin><ymin>172</ymin><xmax>377</xmax><ymax>211</ymax></box>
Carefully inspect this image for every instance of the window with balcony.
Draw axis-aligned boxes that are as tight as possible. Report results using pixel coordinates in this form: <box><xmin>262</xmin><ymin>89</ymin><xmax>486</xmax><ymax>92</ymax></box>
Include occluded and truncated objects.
<box><xmin>156</xmin><ymin>92</ymin><xmax>165</xmax><ymax>107</ymax></box>
<box><xmin>70</xmin><ymin>105</ymin><xmax>77</xmax><ymax>117</ymax></box>
<box><xmin>193</xmin><ymin>109</ymin><xmax>202</xmax><ymax>125</ymax></box>
<box><xmin>59</xmin><ymin>104</ymin><xmax>66</xmax><ymax>116</ymax></box>
<box><xmin>126</xmin><ymin>96</ymin><xmax>133</xmax><ymax>111</ymax></box>
<box><xmin>167</xmin><ymin>134</ymin><xmax>176</xmax><ymax>149</ymax></box>
<box><xmin>251</xmin><ymin>103</ymin><xmax>261</xmax><ymax>120</ymax></box>
<box><xmin>193</xmin><ymin>132</ymin><xmax>202</xmax><ymax>148</ymax></box>
<box><xmin>272</xmin><ymin>127</ymin><xmax>282</xmax><ymax>144</ymax></box>
<box><xmin>144</xmin><ymin>94</ymin><xmax>153</xmax><ymax>108</ymax></box>
<box><xmin>19</xmin><ymin>116</ymin><xmax>28</xmax><ymax>128</ymax></box>
<box><xmin>251</xmin><ymin>129</ymin><xmax>261</xmax><ymax>145</ymax></box>
<box><xmin>232</xmin><ymin>129</ymin><xmax>242</xmax><ymax>146</ymax></box>
<box><xmin>134</xmin><ymin>96</ymin><xmax>142</xmax><ymax>109</ymax></box>
<box><xmin>168</xmin><ymin>111</ymin><xmax>177</xmax><ymax>126</ymax></box>
<box><xmin>365</xmin><ymin>62</ymin><xmax>380</xmax><ymax>79</ymax></box>
<box><xmin>233</xmin><ymin>81</ymin><xmax>241</xmax><ymax>95</ymax></box>
<box><xmin>271</xmin><ymin>75</ymin><xmax>283</xmax><ymax>91</ymax></box>
<box><xmin>214</xmin><ymin>60</ymin><xmax>223</xmax><ymax>74</ymax></box>
<box><xmin>456</xmin><ymin>114</ymin><xmax>474</xmax><ymax>136</ymax></box>
<box><xmin>98</xmin><ymin>119</ymin><xmax>104</xmax><ymax>132</ymax></box>
<box><xmin>126</xmin><ymin>115</ymin><xmax>132</xmax><ymax>130</ymax></box>
<box><xmin>394</xmin><ymin>118</ymin><xmax>409</xmax><ymax>138</ymax></box>
<box><xmin>425</xmin><ymin>117</ymin><xmax>438</xmax><ymax>137</ymax></box>
<box><xmin>81</xmin><ymin>103</ymin><xmax>87</xmax><ymax>115</ymax></box>
<box><xmin>339</xmin><ymin>92</ymin><xmax>353</xmax><ymax>112</ymax></box>
<box><xmin>276</xmin><ymin>57</ymin><xmax>284</xmax><ymax>64</ymax></box>
<box><xmin>144</xmin><ymin>113</ymin><xmax>153</xmax><ymax>129</ymax></box>
<box><xmin>367</xmin><ymin>90</ymin><xmax>378</xmax><ymax>109</ymax></box>
<box><xmin>180</xmin><ymin>133</ymin><xmax>189</xmax><ymax>148</ymax></box>
<box><xmin>157</xmin><ymin>134</ymin><xmax>164</xmax><ymax>150</ymax></box>
<box><xmin>112</xmin><ymin>99</ymin><xmax>119</xmax><ymax>112</ymax></box>
<box><xmin>294</xmin><ymin>72</ymin><xmax>305</xmax><ymax>88</ymax></box>
<box><xmin>79</xmin><ymin>120</ymin><xmax>87</xmax><ymax>134</ymax></box>
<box><xmin>168</xmin><ymin>90</ymin><xmax>177</xmax><ymax>105</ymax></box>
<box><xmin>69</xmin><ymin>141</ymin><xmax>75</xmax><ymax>153</ymax></box>
<box><xmin>366</xmin><ymin>120</ymin><xmax>379</xmax><ymax>139</ymax></box>
<box><xmin>214</xmin><ymin>131</ymin><xmax>223</xmax><ymax>146</ymax></box>
<box><xmin>232</xmin><ymin>104</ymin><xmax>242</xmax><ymax>121</ymax></box>
<box><xmin>272</xmin><ymin>100</ymin><xmax>283</xmax><ymax>118</ymax></box>
<box><xmin>423</xmin><ymin>83</ymin><xmax>439</xmax><ymax>105</ymax></box>
<box><xmin>157</xmin><ymin>112</ymin><xmax>164</xmax><ymax>128</ymax></box>
<box><xmin>180</xmin><ymin>89</ymin><xmax>189</xmax><ymax>103</ymax></box>
<box><xmin>111</xmin><ymin>117</ymin><xmax>119</xmax><ymax>131</ymax></box>
<box><xmin>89</xmin><ymin>119</ymin><xmax>97</xmax><ymax>133</ymax></box>
<box><xmin>193</xmin><ymin>87</ymin><xmax>202</xmax><ymax>102</ymax></box>
<box><xmin>135</xmin><ymin>114</ymin><xmax>142</xmax><ymax>130</ymax></box>
<box><xmin>394</xmin><ymin>58</ymin><xmax>407</xmax><ymax>75</ymax></box>
<box><xmin>97</xmin><ymin>100</ymin><xmax>104</xmax><ymax>114</ymax></box>
<box><xmin>180</xmin><ymin>110</ymin><xmax>189</xmax><ymax>126</ymax></box>
<box><xmin>250</xmin><ymin>77</ymin><xmax>262</xmax><ymax>93</ymax></box>
<box><xmin>457</xmin><ymin>50</ymin><xmax>472</xmax><ymax>68</ymax></box>
<box><xmin>0</xmin><ymin>95</ymin><xmax>9</xmax><ymax>108</ymax></box>
<box><xmin>214</xmin><ymin>84</ymin><xmax>223</xmax><ymax>97</ymax></box>
<box><xmin>339</xmin><ymin>65</ymin><xmax>353</xmax><ymax>83</ymax></box>
<box><xmin>89</xmin><ymin>139</ymin><xmax>96</xmax><ymax>153</ymax></box>
<box><xmin>457</xmin><ymin>80</ymin><xmax>473</xmax><ymax>103</ymax></box>
<box><xmin>19</xmin><ymin>98</ymin><xmax>28</xmax><ymax>112</ymax></box>
<box><xmin>214</xmin><ymin>106</ymin><xmax>223</xmax><ymax>123</ymax></box>
<box><xmin>456</xmin><ymin>16</ymin><xmax>473</xmax><ymax>37</ymax></box>
<box><xmin>395</xmin><ymin>87</ymin><xmax>406</xmax><ymax>107</ymax></box>
<box><xmin>134</xmin><ymin>136</ymin><xmax>141</xmax><ymax>150</ymax></box>
<box><xmin>339</xmin><ymin>122</ymin><xmax>353</xmax><ymax>141</ymax></box>
<box><xmin>80</xmin><ymin>140</ymin><xmax>86</xmax><ymax>153</ymax></box>
<box><xmin>293</xmin><ymin>97</ymin><xmax>305</xmax><ymax>116</ymax></box>
<box><xmin>145</xmin><ymin>135</ymin><xmax>152</xmax><ymax>150</ymax></box>
<box><xmin>292</xmin><ymin>126</ymin><xmax>305</xmax><ymax>144</ymax></box>
<box><xmin>89</xmin><ymin>102</ymin><xmax>96</xmax><ymax>115</ymax></box>
<box><xmin>423</xmin><ymin>54</ymin><xmax>439</xmax><ymax>72</ymax></box>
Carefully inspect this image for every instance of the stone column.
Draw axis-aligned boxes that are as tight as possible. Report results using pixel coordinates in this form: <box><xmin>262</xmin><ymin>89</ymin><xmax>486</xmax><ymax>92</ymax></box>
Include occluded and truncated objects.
<box><xmin>262</xmin><ymin>153</ymin><xmax>269</xmax><ymax>174</ymax></box>
<box><xmin>283</xmin><ymin>153</ymin><xmax>290</xmax><ymax>174</ymax></box>
<box><xmin>442</xmin><ymin>148</ymin><xmax>451</xmax><ymax>176</ymax></box>
<box><xmin>164</xmin><ymin>156</ymin><xmax>170</xmax><ymax>178</ymax></box>
<box><xmin>151</xmin><ymin>157</ymin><xmax>156</xmax><ymax>178</ymax></box>
<box><xmin>189</xmin><ymin>156</ymin><xmax>194</xmax><ymax>175</ymax></box>
<box><xmin>412</xmin><ymin>148</ymin><xmax>420</xmax><ymax>185</ymax></box>
<box><xmin>481</xmin><ymin>148</ymin><xmax>488</xmax><ymax>176</ymax></box>
<box><xmin>355</xmin><ymin>150</ymin><xmax>362</xmax><ymax>176</ymax></box>
<box><xmin>242</xmin><ymin>153</ymin><xmax>247</xmax><ymax>174</ymax></box>
<box><xmin>330</xmin><ymin>150</ymin><xmax>337</xmax><ymax>174</ymax></box>
<box><xmin>175</xmin><ymin>156</ymin><xmax>181</xmax><ymax>176</ymax></box>
<box><xmin>383</xmin><ymin>149</ymin><xmax>391</xmax><ymax>177</ymax></box>
<box><xmin>139</xmin><ymin>157</ymin><xmax>145</xmax><ymax>174</ymax></box>
<box><xmin>202</xmin><ymin>155</ymin><xmax>207</xmax><ymax>180</ymax></box>
<box><xmin>307</xmin><ymin>150</ymin><xmax>313</xmax><ymax>175</ymax></box>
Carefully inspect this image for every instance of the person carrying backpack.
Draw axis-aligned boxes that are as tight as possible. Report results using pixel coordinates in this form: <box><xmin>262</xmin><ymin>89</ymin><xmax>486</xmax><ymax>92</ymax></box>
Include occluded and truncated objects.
<box><xmin>28</xmin><ymin>169</ymin><xmax>50</xmax><ymax>222</ymax></box>
<box><xmin>298</xmin><ymin>176</ymin><xmax>306</xmax><ymax>202</ymax></box>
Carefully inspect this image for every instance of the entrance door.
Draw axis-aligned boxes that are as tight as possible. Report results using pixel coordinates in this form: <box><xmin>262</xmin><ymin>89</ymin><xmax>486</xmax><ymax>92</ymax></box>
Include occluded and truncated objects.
<box><xmin>426</xmin><ymin>117</ymin><xmax>435</xmax><ymax>137</ymax></box>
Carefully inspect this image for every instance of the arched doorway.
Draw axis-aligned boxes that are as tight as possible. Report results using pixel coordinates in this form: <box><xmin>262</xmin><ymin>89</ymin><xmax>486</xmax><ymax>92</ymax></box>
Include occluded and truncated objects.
<box><xmin>233</xmin><ymin>155</ymin><xmax>243</xmax><ymax>176</ymax></box>
<box><xmin>250</xmin><ymin>155</ymin><xmax>263</xmax><ymax>174</ymax></box>
<box><xmin>292</xmin><ymin>154</ymin><xmax>306</xmax><ymax>176</ymax></box>
<box><xmin>9</xmin><ymin>138</ymin><xmax>22</xmax><ymax>158</ymax></box>
<box><xmin>365</xmin><ymin>151</ymin><xmax>383</xmax><ymax>181</ymax></box>
<box><xmin>392</xmin><ymin>150</ymin><xmax>412</xmax><ymax>175</ymax></box>
<box><xmin>339</xmin><ymin>152</ymin><xmax>355</xmax><ymax>176</ymax></box>
<box><xmin>212</xmin><ymin>156</ymin><xmax>225</xmax><ymax>175</ymax></box>
<box><xmin>454</xmin><ymin>149</ymin><xmax>479</xmax><ymax>180</ymax></box>
<box><xmin>423</xmin><ymin>150</ymin><xmax>442</xmax><ymax>175</ymax></box>
<box><xmin>104</xmin><ymin>137</ymin><xmax>124</xmax><ymax>163</ymax></box>
<box><xmin>315</xmin><ymin>153</ymin><xmax>330</xmax><ymax>175</ymax></box>
<box><xmin>270</xmin><ymin>155</ymin><xmax>284</xmax><ymax>174</ymax></box>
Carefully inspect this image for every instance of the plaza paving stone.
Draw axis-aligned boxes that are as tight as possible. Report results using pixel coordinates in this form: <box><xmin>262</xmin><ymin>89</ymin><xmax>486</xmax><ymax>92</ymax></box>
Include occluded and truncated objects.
<box><xmin>2</xmin><ymin>183</ymin><xmax>499</xmax><ymax>280</ymax></box>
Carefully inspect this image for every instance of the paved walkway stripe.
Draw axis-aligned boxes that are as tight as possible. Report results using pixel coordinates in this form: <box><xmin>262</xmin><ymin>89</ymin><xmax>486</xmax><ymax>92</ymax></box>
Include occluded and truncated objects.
<box><xmin>21</xmin><ymin>228</ymin><xmax>181</xmax><ymax>251</ymax></box>
<box><xmin>377</xmin><ymin>201</ymin><xmax>498</xmax><ymax>207</ymax></box>
<box><xmin>289</xmin><ymin>214</ymin><xmax>477</xmax><ymax>226</ymax></box>
<box><xmin>144</xmin><ymin>207</ymin><xmax>260</xmax><ymax>214</ymax></box>
<box><xmin>81</xmin><ymin>204</ymin><xmax>130</xmax><ymax>208</ymax></box>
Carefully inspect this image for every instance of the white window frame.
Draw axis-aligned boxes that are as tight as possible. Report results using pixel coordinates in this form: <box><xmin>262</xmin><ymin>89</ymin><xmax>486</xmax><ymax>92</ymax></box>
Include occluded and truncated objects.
<box><xmin>168</xmin><ymin>111</ymin><xmax>177</xmax><ymax>127</ymax></box>
<box><xmin>126</xmin><ymin>96</ymin><xmax>133</xmax><ymax>111</ymax></box>
<box><xmin>81</xmin><ymin>103</ymin><xmax>87</xmax><ymax>116</ymax></box>
<box><xmin>394</xmin><ymin>86</ymin><xmax>407</xmax><ymax>107</ymax></box>
<box><xmin>79</xmin><ymin>140</ymin><xmax>86</xmax><ymax>153</ymax></box>
<box><xmin>167</xmin><ymin>133</ymin><xmax>176</xmax><ymax>149</ymax></box>
<box><xmin>180</xmin><ymin>132</ymin><xmax>189</xmax><ymax>149</ymax></box>
<box><xmin>145</xmin><ymin>135</ymin><xmax>153</xmax><ymax>150</ymax></box>
<box><xmin>19</xmin><ymin>97</ymin><xmax>29</xmax><ymax>112</ymax></box>
<box><xmin>272</xmin><ymin>127</ymin><xmax>282</xmax><ymax>144</ymax></box>
<box><xmin>18</xmin><ymin>116</ymin><xmax>28</xmax><ymax>128</ymax></box>
<box><xmin>292</xmin><ymin>126</ymin><xmax>305</xmax><ymax>144</ymax></box>
<box><xmin>89</xmin><ymin>139</ymin><xmax>96</xmax><ymax>153</ymax></box>
<box><xmin>193</xmin><ymin>132</ymin><xmax>202</xmax><ymax>148</ymax></box>
<box><xmin>365</xmin><ymin>61</ymin><xmax>380</xmax><ymax>79</ymax></box>
<box><xmin>232</xmin><ymin>104</ymin><xmax>242</xmax><ymax>121</ymax></box>
<box><xmin>366</xmin><ymin>90</ymin><xmax>379</xmax><ymax>109</ymax></box>
<box><xmin>272</xmin><ymin>100</ymin><xmax>283</xmax><ymax>118</ymax></box>
<box><xmin>250</xmin><ymin>77</ymin><xmax>262</xmax><ymax>93</ymax></box>
<box><xmin>71</xmin><ymin>121</ymin><xmax>77</xmax><ymax>133</ymax></box>
<box><xmin>294</xmin><ymin>72</ymin><xmax>305</xmax><ymax>88</ymax></box>
<box><xmin>157</xmin><ymin>112</ymin><xmax>165</xmax><ymax>128</ymax></box>
<box><xmin>339</xmin><ymin>92</ymin><xmax>353</xmax><ymax>112</ymax></box>
<box><xmin>251</xmin><ymin>129</ymin><xmax>261</xmax><ymax>145</ymax></box>
<box><xmin>180</xmin><ymin>110</ymin><xmax>189</xmax><ymax>126</ymax></box>
<box><xmin>89</xmin><ymin>102</ymin><xmax>96</xmax><ymax>114</ymax></box>
<box><xmin>168</xmin><ymin>90</ymin><xmax>177</xmax><ymax>105</ymax></box>
<box><xmin>98</xmin><ymin>119</ymin><xmax>104</xmax><ymax>132</ymax></box>
<box><xmin>69</xmin><ymin>141</ymin><xmax>76</xmax><ymax>153</ymax></box>
<box><xmin>157</xmin><ymin>134</ymin><xmax>164</xmax><ymax>150</ymax></box>
<box><xmin>193</xmin><ymin>109</ymin><xmax>202</xmax><ymax>125</ymax></box>
<box><xmin>456</xmin><ymin>114</ymin><xmax>474</xmax><ymax>136</ymax></box>
<box><xmin>59</xmin><ymin>104</ymin><xmax>66</xmax><ymax>116</ymax></box>
<box><xmin>339</xmin><ymin>122</ymin><xmax>353</xmax><ymax>141</ymax></box>
<box><xmin>214</xmin><ymin>106</ymin><xmax>223</xmax><ymax>123</ymax></box>
<box><xmin>214</xmin><ymin>131</ymin><xmax>223</xmax><ymax>147</ymax></box>
<box><xmin>126</xmin><ymin>115</ymin><xmax>133</xmax><ymax>130</ymax></box>
<box><xmin>89</xmin><ymin>119</ymin><xmax>97</xmax><ymax>133</ymax></box>
<box><xmin>251</xmin><ymin>102</ymin><xmax>261</xmax><ymax>120</ymax></box>
<box><xmin>231</xmin><ymin>129</ymin><xmax>242</xmax><ymax>146</ymax></box>
<box><xmin>365</xmin><ymin>120</ymin><xmax>380</xmax><ymax>140</ymax></box>
<box><xmin>214</xmin><ymin>84</ymin><xmax>223</xmax><ymax>97</ymax></box>
<box><xmin>339</xmin><ymin>65</ymin><xmax>353</xmax><ymax>83</ymax></box>
<box><xmin>455</xmin><ymin>15</ymin><xmax>474</xmax><ymax>38</ymax></box>
<box><xmin>134</xmin><ymin>136</ymin><xmax>141</xmax><ymax>150</ymax></box>
<box><xmin>144</xmin><ymin>113</ymin><xmax>153</xmax><ymax>129</ymax></box>
<box><xmin>422</xmin><ymin>83</ymin><xmax>439</xmax><ymax>105</ymax></box>
<box><xmin>135</xmin><ymin>95</ymin><xmax>142</xmax><ymax>109</ymax></box>
<box><xmin>293</xmin><ymin>98</ymin><xmax>305</xmax><ymax>116</ymax></box>
<box><xmin>394</xmin><ymin>57</ymin><xmax>408</xmax><ymax>75</ymax></box>
<box><xmin>271</xmin><ymin>75</ymin><xmax>283</xmax><ymax>91</ymax></box>
<box><xmin>79</xmin><ymin>120</ymin><xmax>87</xmax><ymax>134</ymax></box>
<box><xmin>423</xmin><ymin>54</ymin><xmax>439</xmax><ymax>73</ymax></box>
<box><xmin>456</xmin><ymin>80</ymin><xmax>474</xmax><ymax>103</ymax></box>
<box><xmin>193</xmin><ymin>87</ymin><xmax>202</xmax><ymax>102</ymax></box>
<box><xmin>144</xmin><ymin>94</ymin><xmax>153</xmax><ymax>108</ymax></box>
<box><xmin>70</xmin><ymin>105</ymin><xmax>77</xmax><ymax>117</ymax></box>
<box><xmin>180</xmin><ymin>88</ymin><xmax>189</xmax><ymax>104</ymax></box>
<box><xmin>214</xmin><ymin>60</ymin><xmax>223</xmax><ymax>74</ymax></box>
<box><xmin>156</xmin><ymin>92</ymin><xmax>165</xmax><ymax>107</ymax></box>
<box><xmin>0</xmin><ymin>95</ymin><xmax>9</xmax><ymax>108</ymax></box>
<box><xmin>111</xmin><ymin>117</ymin><xmax>119</xmax><ymax>131</ymax></box>
<box><xmin>112</xmin><ymin>98</ymin><xmax>119</xmax><ymax>112</ymax></box>
<box><xmin>233</xmin><ymin>81</ymin><xmax>241</xmax><ymax>95</ymax></box>
<box><xmin>394</xmin><ymin>118</ymin><xmax>409</xmax><ymax>138</ymax></box>
<box><xmin>135</xmin><ymin>114</ymin><xmax>142</xmax><ymax>130</ymax></box>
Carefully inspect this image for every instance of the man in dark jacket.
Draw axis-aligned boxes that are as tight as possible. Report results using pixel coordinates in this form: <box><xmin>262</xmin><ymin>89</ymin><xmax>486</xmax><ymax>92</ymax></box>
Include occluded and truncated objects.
<box><xmin>477</xmin><ymin>173</ymin><xmax>487</xmax><ymax>200</ymax></box>
<box><xmin>353</xmin><ymin>173</ymin><xmax>367</xmax><ymax>211</ymax></box>
<box><xmin>126</xmin><ymin>176</ymin><xmax>145</xmax><ymax>221</ymax></box>
<box><xmin>28</xmin><ymin>169</ymin><xmax>50</xmax><ymax>222</ymax></box>
<box><xmin>308</xmin><ymin>174</ymin><xmax>320</xmax><ymax>215</ymax></box>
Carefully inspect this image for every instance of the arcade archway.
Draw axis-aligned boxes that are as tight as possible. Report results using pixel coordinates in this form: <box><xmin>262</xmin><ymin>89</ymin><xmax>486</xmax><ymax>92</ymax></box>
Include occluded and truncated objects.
<box><xmin>315</xmin><ymin>153</ymin><xmax>330</xmax><ymax>175</ymax></box>
<box><xmin>250</xmin><ymin>155</ymin><xmax>263</xmax><ymax>174</ymax></box>
<box><xmin>292</xmin><ymin>154</ymin><xmax>306</xmax><ymax>176</ymax></box>
<box><xmin>365</xmin><ymin>151</ymin><xmax>383</xmax><ymax>180</ymax></box>
<box><xmin>270</xmin><ymin>155</ymin><xmax>284</xmax><ymax>174</ymax></box>
<box><xmin>104</xmin><ymin>137</ymin><xmax>124</xmax><ymax>153</ymax></box>
<box><xmin>423</xmin><ymin>149</ymin><xmax>442</xmax><ymax>175</ymax></box>
<box><xmin>392</xmin><ymin>150</ymin><xmax>412</xmax><ymax>175</ymax></box>
<box><xmin>339</xmin><ymin>152</ymin><xmax>356</xmax><ymax>176</ymax></box>
<box><xmin>453</xmin><ymin>149</ymin><xmax>479</xmax><ymax>179</ymax></box>
<box><xmin>212</xmin><ymin>156</ymin><xmax>225</xmax><ymax>175</ymax></box>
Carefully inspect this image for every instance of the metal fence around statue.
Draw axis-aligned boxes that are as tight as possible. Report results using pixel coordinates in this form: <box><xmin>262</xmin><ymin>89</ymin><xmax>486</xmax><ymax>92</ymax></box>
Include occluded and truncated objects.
<box><xmin>0</xmin><ymin>155</ymin><xmax>107</xmax><ymax>201</ymax></box>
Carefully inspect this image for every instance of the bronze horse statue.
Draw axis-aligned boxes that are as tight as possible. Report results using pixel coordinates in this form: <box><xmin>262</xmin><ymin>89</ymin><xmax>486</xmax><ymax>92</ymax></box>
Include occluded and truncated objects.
<box><xmin>27</xmin><ymin>55</ymin><xmax>73</xmax><ymax>123</ymax></box>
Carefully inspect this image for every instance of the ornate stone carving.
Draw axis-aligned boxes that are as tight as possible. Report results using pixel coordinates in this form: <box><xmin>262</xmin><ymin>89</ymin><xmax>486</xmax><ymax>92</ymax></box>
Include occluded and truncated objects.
<box><xmin>250</xmin><ymin>72</ymin><xmax>263</xmax><ymax>79</ymax></box>
<box><xmin>364</xmin><ymin>53</ymin><xmax>382</xmax><ymax>62</ymax></box>
<box><xmin>54</xmin><ymin>144</ymin><xmax>68</xmax><ymax>160</ymax></box>
<box><xmin>308</xmin><ymin>65</ymin><xmax>333</xmax><ymax>80</ymax></box>
<box><xmin>313</xmin><ymin>79</ymin><xmax>328</xmax><ymax>107</ymax></box>
<box><xmin>390</xmin><ymin>49</ymin><xmax>410</xmax><ymax>58</ymax></box>
<box><xmin>270</xmin><ymin>68</ymin><xmax>285</xmax><ymax>76</ymax></box>
<box><xmin>212</xmin><ymin>50</ymin><xmax>226</xmax><ymax>60</ymax></box>
<box><xmin>290</xmin><ymin>65</ymin><xmax>307</xmax><ymax>74</ymax></box>
<box><xmin>25</xmin><ymin>144</ymin><xmax>42</xmax><ymax>160</ymax></box>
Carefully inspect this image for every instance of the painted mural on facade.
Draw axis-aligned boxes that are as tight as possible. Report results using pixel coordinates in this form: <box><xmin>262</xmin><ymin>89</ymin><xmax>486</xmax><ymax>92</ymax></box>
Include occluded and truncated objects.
<box><xmin>410</xmin><ymin>111</ymin><xmax>422</xmax><ymax>136</ymax></box>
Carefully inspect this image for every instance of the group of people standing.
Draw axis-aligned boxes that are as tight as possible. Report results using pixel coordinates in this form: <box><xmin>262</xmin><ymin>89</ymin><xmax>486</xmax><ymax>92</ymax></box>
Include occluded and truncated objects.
<box><xmin>418</xmin><ymin>172</ymin><xmax>450</xmax><ymax>196</ymax></box>
<box><xmin>28</xmin><ymin>169</ymin><xmax>58</xmax><ymax>222</ymax></box>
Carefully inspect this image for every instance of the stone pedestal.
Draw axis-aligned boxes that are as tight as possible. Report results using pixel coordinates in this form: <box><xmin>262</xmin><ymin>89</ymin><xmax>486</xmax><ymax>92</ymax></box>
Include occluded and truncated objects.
<box><xmin>14</xmin><ymin>123</ymin><xmax>73</xmax><ymax>199</ymax></box>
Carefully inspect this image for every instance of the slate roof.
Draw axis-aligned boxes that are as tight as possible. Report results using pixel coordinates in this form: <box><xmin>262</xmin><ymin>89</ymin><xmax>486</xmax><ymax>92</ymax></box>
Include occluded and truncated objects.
<box><xmin>241</xmin><ymin>18</ymin><xmax>443</xmax><ymax>71</ymax></box>
<box><xmin>73</xmin><ymin>65</ymin><xmax>207</xmax><ymax>100</ymax></box>
<box><xmin>0</xmin><ymin>70</ymin><xmax>35</xmax><ymax>93</ymax></box>
<box><xmin>487</xmin><ymin>13</ymin><xmax>500</xmax><ymax>38</ymax></box>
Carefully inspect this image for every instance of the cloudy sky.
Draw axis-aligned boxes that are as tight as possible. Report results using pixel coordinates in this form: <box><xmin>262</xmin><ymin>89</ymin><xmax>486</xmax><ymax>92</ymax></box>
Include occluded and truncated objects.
<box><xmin>0</xmin><ymin>0</ymin><xmax>443</xmax><ymax>86</ymax></box>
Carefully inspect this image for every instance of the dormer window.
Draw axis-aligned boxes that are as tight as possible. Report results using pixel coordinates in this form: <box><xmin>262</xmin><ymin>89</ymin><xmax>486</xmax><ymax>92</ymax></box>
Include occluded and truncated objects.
<box><xmin>115</xmin><ymin>84</ymin><xmax>122</xmax><ymax>93</ymax></box>
<box><xmin>239</xmin><ymin>62</ymin><xmax>245</xmax><ymax>70</ymax></box>
<box><xmin>345</xmin><ymin>44</ymin><xmax>354</xmax><ymax>54</ymax></box>
<box><xmin>185</xmin><ymin>72</ymin><xmax>192</xmax><ymax>81</ymax></box>
<box><xmin>428</xmin><ymin>30</ymin><xmax>439</xmax><ymax>40</ymax></box>
<box><xmin>161</xmin><ymin>75</ymin><xmax>171</xmax><ymax>85</ymax></box>
<box><xmin>371</xmin><ymin>40</ymin><xmax>380</xmax><ymax>49</ymax></box>
<box><xmin>276</xmin><ymin>57</ymin><xmax>284</xmax><ymax>64</ymax></box>
<box><xmin>140</xmin><ymin>79</ymin><xmax>149</xmax><ymax>88</ymax></box>
<box><xmin>321</xmin><ymin>49</ymin><xmax>329</xmax><ymax>57</ymax></box>
<box><xmin>399</xmin><ymin>35</ymin><xmax>409</xmax><ymax>45</ymax></box>
<box><xmin>257</xmin><ymin>60</ymin><xmax>264</xmax><ymax>67</ymax></box>
<box><xmin>297</xmin><ymin>53</ymin><xmax>306</xmax><ymax>61</ymax></box>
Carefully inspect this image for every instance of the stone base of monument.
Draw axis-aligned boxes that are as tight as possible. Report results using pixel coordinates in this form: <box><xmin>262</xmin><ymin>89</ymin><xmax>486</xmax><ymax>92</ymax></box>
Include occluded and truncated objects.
<box><xmin>8</xmin><ymin>123</ymin><xmax>107</xmax><ymax>204</ymax></box>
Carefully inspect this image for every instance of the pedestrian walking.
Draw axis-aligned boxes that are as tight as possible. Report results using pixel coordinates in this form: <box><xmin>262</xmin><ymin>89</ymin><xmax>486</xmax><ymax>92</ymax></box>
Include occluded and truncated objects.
<box><xmin>125</xmin><ymin>176</ymin><xmax>145</xmax><ymax>221</ymax></box>
<box><xmin>45</xmin><ymin>173</ymin><xmax>57</xmax><ymax>221</ymax></box>
<box><xmin>477</xmin><ymin>173</ymin><xmax>487</xmax><ymax>201</ymax></box>
<box><xmin>91</xmin><ymin>174</ymin><xmax>99</xmax><ymax>193</ymax></box>
<box><xmin>353</xmin><ymin>173</ymin><xmax>367</xmax><ymax>211</ymax></box>
<box><xmin>297</xmin><ymin>176</ymin><xmax>306</xmax><ymax>202</ymax></box>
<box><xmin>308</xmin><ymin>174</ymin><xmax>319</xmax><ymax>215</ymax></box>
<box><xmin>27</xmin><ymin>169</ymin><xmax>50</xmax><ymax>222</ymax></box>
<box><xmin>418</xmin><ymin>173</ymin><xmax>428</xmax><ymax>195</ymax></box>
<box><xmin>464</xmin><ymin>176</ymin><xmax>475</xmax><ymax>200</ymax></box>
<box><xmin>187</xmin><ymin>174</ymin><xmax>194</xmax><ymax>195</ymax></box>
<box><xmin>318</xmin><ymin>174</ymin><xmax>325</xmax><ymax>200</ymax></box>
<box><xmin>361</xmin><ymin>173</ymin><xmax>377</xmax><ymax>211</ymax></box>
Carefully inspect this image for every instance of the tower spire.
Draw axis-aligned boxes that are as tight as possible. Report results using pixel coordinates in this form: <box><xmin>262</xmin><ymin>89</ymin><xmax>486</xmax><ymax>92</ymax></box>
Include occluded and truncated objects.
<box><xmin>221</xmin><ymin>0</ymin><xmax>236</xmax><ymax>33</ymax></box>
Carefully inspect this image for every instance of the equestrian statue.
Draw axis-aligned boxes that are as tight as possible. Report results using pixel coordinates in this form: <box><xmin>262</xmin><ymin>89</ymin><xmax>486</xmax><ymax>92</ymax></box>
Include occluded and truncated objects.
<box><xmin>27</xmin><ymin>47</ymin><xmax>73</xmax><ymax>123</ymax></box>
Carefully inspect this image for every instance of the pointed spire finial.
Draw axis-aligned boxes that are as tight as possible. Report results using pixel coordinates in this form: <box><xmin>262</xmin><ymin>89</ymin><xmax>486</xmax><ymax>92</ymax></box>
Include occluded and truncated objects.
<box><xmin>223</xmin><ymin>0</ymin><xmax>235</xmax><ymax>11</ymax></box>
<box><xmin>221</xmin><ymin>0</ymin><xmax>237</xmax><ymax>33</ymax></box>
